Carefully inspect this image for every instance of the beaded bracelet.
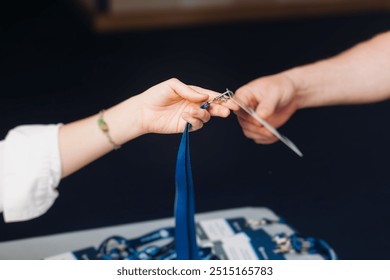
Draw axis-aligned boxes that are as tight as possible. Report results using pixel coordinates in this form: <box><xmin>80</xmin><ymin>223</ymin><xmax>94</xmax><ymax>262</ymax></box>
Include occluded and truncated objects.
<box><xmin>98</xmin><ymin>110</ymin><xmax>121</xmax><ymax>150</ymax></box>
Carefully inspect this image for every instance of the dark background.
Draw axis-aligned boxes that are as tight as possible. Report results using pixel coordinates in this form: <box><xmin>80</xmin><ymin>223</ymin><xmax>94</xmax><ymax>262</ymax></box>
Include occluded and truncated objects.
<box><xmin>1</xmin><ymin>1</ymin><xmax>390</xmax><ymax>259</ymax></box>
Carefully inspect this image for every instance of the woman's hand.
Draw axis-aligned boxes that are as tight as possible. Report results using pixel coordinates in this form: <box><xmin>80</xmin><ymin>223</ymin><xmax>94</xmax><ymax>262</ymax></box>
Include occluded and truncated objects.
<box><xmin>135</xmin><ymin>78</ymin><xmax>231</xmax><ymax>134</ymax></box>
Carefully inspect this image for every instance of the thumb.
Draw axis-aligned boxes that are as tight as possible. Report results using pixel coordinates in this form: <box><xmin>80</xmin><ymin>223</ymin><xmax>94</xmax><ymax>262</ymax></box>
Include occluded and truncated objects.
<box><xmin>168</xmin><ymin>78</ymin><xmax>209</xmax><ymax>103</ymax></box>
<box><xmin>255</xmin><ymin>93</ymin><xmax>279</xmax><ymax>120</ymax></box>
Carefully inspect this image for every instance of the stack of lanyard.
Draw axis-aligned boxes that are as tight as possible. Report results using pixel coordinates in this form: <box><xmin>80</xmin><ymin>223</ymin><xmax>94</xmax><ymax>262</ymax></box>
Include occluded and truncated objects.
<box><xmin>95</xmin><ymin>227</ymin><xmax>215</xmax><ymax>260</ymax></box>
<box><xmin>94</xmin><ymin>225</ymin><xmax>337</xmax><ymax>260</ymax></box>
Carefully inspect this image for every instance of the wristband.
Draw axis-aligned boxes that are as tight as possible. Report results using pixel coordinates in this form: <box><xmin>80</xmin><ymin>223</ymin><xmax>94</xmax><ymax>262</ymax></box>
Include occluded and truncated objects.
<box><xmin>98</xmin><ymin>110</ymin><xmax>121</xmax><ymax>150</ymax></box>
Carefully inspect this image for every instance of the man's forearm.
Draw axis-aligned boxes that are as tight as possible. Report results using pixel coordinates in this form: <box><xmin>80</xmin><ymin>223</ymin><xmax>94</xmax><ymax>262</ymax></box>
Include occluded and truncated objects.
<box><xmin>285</xmin><ymin>31</ymin><xmax>390</xmax><ymax>109</ymax></box>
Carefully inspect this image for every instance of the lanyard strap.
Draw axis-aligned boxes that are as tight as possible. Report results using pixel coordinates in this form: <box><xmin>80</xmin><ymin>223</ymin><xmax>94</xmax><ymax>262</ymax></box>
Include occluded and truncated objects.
<box><xmin>175</xmin><ymin>123</ymin><xmax>199</xmax><ymax>260</ymax></box>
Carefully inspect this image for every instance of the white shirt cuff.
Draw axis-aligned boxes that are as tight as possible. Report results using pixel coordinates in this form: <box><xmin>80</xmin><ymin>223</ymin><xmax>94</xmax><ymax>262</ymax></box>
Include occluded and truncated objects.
<box><xmin>2</xmin><ymin>124</ymin><xmax>62</xmax><ymax>222</ymax></box>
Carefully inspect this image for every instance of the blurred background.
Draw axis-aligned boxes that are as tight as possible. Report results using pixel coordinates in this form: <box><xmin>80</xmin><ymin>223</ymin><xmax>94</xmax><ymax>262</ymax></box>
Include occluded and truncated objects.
<box><xmin>1</xmin><ymin>0</ymin><xmax>390</xmax><ymax>259</ymax></box>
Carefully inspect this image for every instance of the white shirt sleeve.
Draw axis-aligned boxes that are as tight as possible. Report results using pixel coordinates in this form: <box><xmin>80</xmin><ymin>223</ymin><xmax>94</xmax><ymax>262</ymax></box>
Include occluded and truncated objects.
<box><xmin>0</xmin><ymin>124</ymin><xmax>62</xmax><ymax>222</ymax></box>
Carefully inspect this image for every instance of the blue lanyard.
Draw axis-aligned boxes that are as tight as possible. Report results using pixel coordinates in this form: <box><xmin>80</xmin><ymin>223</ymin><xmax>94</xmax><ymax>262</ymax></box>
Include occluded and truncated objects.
<box><xmin>175</xmin><ymin>123</ymin><xmax>199</xmax><ymax>260</ymax></box>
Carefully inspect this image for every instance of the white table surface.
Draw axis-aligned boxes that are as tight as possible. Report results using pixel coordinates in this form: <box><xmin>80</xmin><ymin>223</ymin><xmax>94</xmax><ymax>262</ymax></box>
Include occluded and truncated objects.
<box><xmin>0</xmin><ymin>207</ymin><xmax>280</xmax><ymax>260</ymax></box>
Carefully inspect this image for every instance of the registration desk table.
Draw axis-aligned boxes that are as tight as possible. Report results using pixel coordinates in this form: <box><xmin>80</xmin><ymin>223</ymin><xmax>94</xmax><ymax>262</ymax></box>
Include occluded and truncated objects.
<box><xmin>0</xmin><ymin>207</ymin><xmax>279</xmax><ymax>260</ymax></box>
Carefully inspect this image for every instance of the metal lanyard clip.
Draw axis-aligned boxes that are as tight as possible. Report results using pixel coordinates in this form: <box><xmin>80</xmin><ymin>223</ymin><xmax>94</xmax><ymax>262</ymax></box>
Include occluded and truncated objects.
<box><xmin>200</xmin><ymin>89</ymin><xmax>233</xmax><ymax>109</ymax></box>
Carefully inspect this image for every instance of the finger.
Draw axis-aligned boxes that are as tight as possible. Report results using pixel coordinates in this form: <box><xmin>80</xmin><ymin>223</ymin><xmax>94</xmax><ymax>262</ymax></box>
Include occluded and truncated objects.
<box><xmin>238</xmin><ymin>117</ymin><xmax>278</xmax><ymax>142</ymax></box>
<box><xmin>182</xmin><ymin>112</ymin><xmax>204</xmax><ymax>131</ymax></box>
<box><xmin>231</xmin><ymin>86</ymin><xmax>262</xmax><ymax>117</ymax></box>
<box><xmin>234</xmin><ymin>86</ymin><xmax>259</xmax><ymax>109</ymax></box>
<box><xmin>189</xmin><ymin>85</ymin><xmax>220</xmax><ymax>99</ymax></box>
<box><xmin>253</xmin><ymin>137</ymin><xmax>278</xmax><ymax>145</ymax></box>
<box><xmin>255</xmin><ymin>89</ymin><xmax>280</xmax><ymax>120</ymax></box>
<box><xmin>241</xmin><ymin>129</ymin><xmax>278</xmax><ymax>144</ymax></box>
<box><xmin>207</xmin><ymin>104</ymin><xmax>230</xmax><ymax>118</ymax></box>
<box><xmin>184</xmin><ymin>105</ymin><xmax>211</xmax><ymax>123</ymax></box>
<box><xmin>168</xmin><ymin>78</ymin><xmax>209</xmax><ymax>103</ymax></box>
<box><xmin>241</xmin><ymin>128</ymin><xmax>276</xmax><ymax>144</ymax></box>
<box><xmin>223</xmin><ymin>99</ymin><xmax>241</xmax><ymax>111</ymax></box>
<box><xmin>235</xmin><ymin>112</ymin><xmax>264</xmax><ymax>128</ymax></box>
